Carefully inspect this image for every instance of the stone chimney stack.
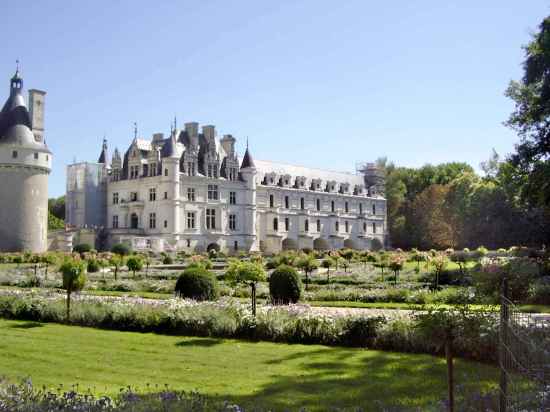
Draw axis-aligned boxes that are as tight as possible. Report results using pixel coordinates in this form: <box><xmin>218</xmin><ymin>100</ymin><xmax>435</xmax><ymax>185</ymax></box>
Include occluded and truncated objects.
<box><xmin>28</xmin><ymin>89</ymin><xmax>46</xmax><ymax>143</ymax></box>
<box><xmin>185</xmin><ymin>122</ymin><xmax>199</xmax><ymax>148</ymax></box>
<box><xmin>202</xmin><ymin>125</ymin><xmax>216</xmax><ymax>149</ymax></box>
<box><xmin>220</xmin><ymin>134</ymin><xmax>236</xmax><ymax>156</ymax></box>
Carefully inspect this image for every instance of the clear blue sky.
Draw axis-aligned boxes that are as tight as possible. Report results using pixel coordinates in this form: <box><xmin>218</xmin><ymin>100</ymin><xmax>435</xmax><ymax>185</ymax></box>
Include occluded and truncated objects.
<box><xmin>1</xmin><ymin>1</ymin><xmax>549</xmax><ymax>197</ymax></box>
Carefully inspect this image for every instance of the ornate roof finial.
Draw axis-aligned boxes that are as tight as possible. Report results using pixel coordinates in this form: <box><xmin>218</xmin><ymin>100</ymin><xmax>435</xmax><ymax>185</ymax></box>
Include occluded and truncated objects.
<box><xmin>174</xmin><ymin>115</ymin><xmax>177</xmax><ymax>131</ymax></box>
<box><xmin>133</xmin><ymin>122</ymin><xmax>138</xmax><ymax>139</ymax></box>
<box><xmin>15</xmin><ymin>59</ymin><xmax>19</xmax><ymax>75</ymax></box>
<box><xmin>246</xmin><ymin>137</ymin><xmax>249</xmax><ymax>149</ymax></box>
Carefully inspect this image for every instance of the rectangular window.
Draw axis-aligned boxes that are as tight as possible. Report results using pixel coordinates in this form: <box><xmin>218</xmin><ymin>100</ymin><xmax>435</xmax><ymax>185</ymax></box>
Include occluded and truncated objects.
<box><xmin>130</xmin><ymin>192</ymin><xmax>138</xmax><ymax>202</ymax></box>
<box><xmin>372</xmin><ymin>222</ymin><xmax>377</xmax><ymax>234</ymax></box>
<box><xmin>285</xmin><ymin>196</ymin><xmax>289</xmax><ymax>209</ymax></box>
<box><xmin>359</xmin><ymin>203</ymin><xmax>363</xmax><ymax>214</ymax></box>
<box><xmin>164</xmin><ymin>192</ymin><xmax>168</xmax><ymax>200</ymax></box>
<box><xmin>331</xmin><ymin>200</ymin><xmax>335</xmax><ymax>213</ymax></box>
<box><xmin>372</xmin><ymin>204</ymin><xmax>376</xmax><ymax>215</ymax></box>
<box><xmin>112</xmin><ymin>192</ymin><xmax>119</xmax><ymax>204</ymax></box>
<box><xmin>273</xmin><ymin>217</ymin><xmax>279</xmax><ymax>231</ymax></box>
<box><xmin>234</xmin><ymin>240</ymin><xmax>238</xmax><ymax>251</ymax></box>
<box><xmin>164</xmin><ymin>168</ymin><xmax>168</xmax><ymax>177</ymax></box>
<box><xmin>345</xmin><ymin>201</ymin><xmax>349</xmax><ymax>213</ymax></box>
<box><xmin>187</xmin><ymin>162</ymin><xmax>195</xmax><ymax>176</ymax></box>
<box><xmin>345</xmin><ymin>221</ymin><xmax>349</xmax><ymax>233</ymax></box>
<box><xmin>363</xmin><ymin>222</ymin><xmax>367</xmax><ymax>232</ymax></box>
<box><xmin>316</xmin><ymin>199</ymin><xmax>321</xmax><ymax>211</ymax></box>
<box><xmin>285</xmin><ymin>217</ymin><xmax>289</xmax><ymax>231</ymax></box>
<box><xmin>12</xmin><ymin>151</ymin><xmax>17</xmax><ymax>159</ymax></box>
<box><xmin>112</xmin><ymin>215</ymin><xmax>118</xmax><ymax>229</ymax></box>
<box><xmin>208</xmin><ymin>185</ymin><xmax>219</xmax><ymax>200</ymax></box>
<box><xmin>34</xmin><ymin>153</ymin><xmax>39</xmax><ymax>160</ymax></box>
<box><xmin>229</xmin><ymin>191</ymin><xmax>236</xmax><ymax>205</ymax></box>
<box><xmin>142</xmin><ymin>164</ymin><xmax>148</xmax><ymax>177</ymax></box>
<box><xmin>304</xmin><ymin>219</ymin><xmax>309</xmax><ymax>232</ymax></box>
<box><xmin>206</xmin><ymin>209</ymin><xmax>216</xmax><ymax>229</ymax></box>
<box><xmin>164</xmin><ymin>220</ymin><xmax>168</xmax><ymax>228</ymax></box>
<box><xmin>150</xmin><ymin>163</ymin><xmax>157</xmax><ymax>177</ymax></box>
<box><xmin>229</xmin><ymin>214</ymin><xmax>236</xmax><ymax>231</ymax></box>
<box><xmin>149</xmin><ymin>213</ymin><xmax>156</xmax><ymax>229</ymax></box>
<box><xmin>269</xmin><ymin>194</ymin><xmax>274</xmax><ymax>208</ymax></box>
<box><xmin>186</xmin><ymin>239</ymin><xmax>191</xmax><ymax>248</ymax></box>
<box><xmin>187</xmin><ymin>188</ymin><xmax>195</xmax><ymax>202</ymax></box>
<box><xmin>335</xmin><ymin>221</ymin><xmax>339</xmax><ymax>232</ymax></box>
<box><xmin>300</xmin><ymin>198</ymin><xmax>305</xmax><ymax>210</ymax></box>
<box><xmin>316</xmin><ymin>219</ymin><xmax>321</xmax><ymax>232</ymax></box>
<box><xmin>187</xmin><ymin>212</ymin><xmax>196</xmax><ymax>229</ymax></box>
<box><xmin>149</xmin><ymin>188</ymin><xmax>156</xmax><ymax>202</ymax></box>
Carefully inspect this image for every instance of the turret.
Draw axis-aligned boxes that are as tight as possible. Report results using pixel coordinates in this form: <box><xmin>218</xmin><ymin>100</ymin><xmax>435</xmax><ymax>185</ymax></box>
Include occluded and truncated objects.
<box><xmin>239</xmin><ymin>142</ymin><xmax>258</xmax><ymax>251</ymax></box>
<box><xmin>0</xmin><ymin>64</ymin><xmax>52</xmax><ymax>252</ymax></box>
<box><xmin>98</xmin><ymin>138</ymin><xmax>109</xmax><ymax>164</ymax></box>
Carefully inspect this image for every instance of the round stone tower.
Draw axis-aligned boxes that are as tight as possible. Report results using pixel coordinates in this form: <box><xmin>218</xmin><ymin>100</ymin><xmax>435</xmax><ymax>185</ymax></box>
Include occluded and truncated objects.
<box><xmin>0</xmin><ymin>67</ymin><xmax>52</xmax><ymax>252</ymax></box>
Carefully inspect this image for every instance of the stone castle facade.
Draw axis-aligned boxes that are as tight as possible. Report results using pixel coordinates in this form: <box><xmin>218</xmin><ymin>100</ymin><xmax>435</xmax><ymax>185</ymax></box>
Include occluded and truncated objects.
<box><xmin>66</xmin><ymin>121</ymin><xmax>387</xmax><ymax>254</ymax></box>
<box><xmin>0</xmin><ymin>69</ymin><xmax>52</xmax><ymax>252</ymax></box>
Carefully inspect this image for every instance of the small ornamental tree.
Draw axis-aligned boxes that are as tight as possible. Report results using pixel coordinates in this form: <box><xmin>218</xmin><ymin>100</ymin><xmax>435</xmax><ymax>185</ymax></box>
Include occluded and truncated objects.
<box><xmin>389</xmin><ymin>254</ymin><xmax>405</xmax><ymax>285</ymax></box>
<box><xmin>226</xmin><ymin>260</ymin><xmax>266</xmax><ymax>316</ymax></box>
<box><xmin>378</xmin><ymin>252</ymin><xmax>389</xmax><ymax>281</ymax></box>
<box><xmin>142</xmin><ymin>254</ymin><xmax>151</xmax><ymax>278</ymax></box>
<box><xmin>296</xmin><ymin>255</ymin><xmax>319</xmax><ymax>290</ymax></box>
<box><xmin>340</xmin><ymin>248</ymin><xmax>355</xmax><ymax>264</ymax></box>
<box><xmin>41</xmin><ymin>253</ymin><xmax>57</xmax><ymax>280</ymax></box>
<box><xmin>73</xmin><ymin>243</ymin><xmax>92</xmax><ymax>255</ymax></box>
<box><xmin>431</xmin><ymin>252</ymin><xmax>449</xmax><ymax>290</ymax></box>
<box><xmin>109</xmin><ymin>254</ymin><xmax>124</xmax><ymax>281</ymax></box>
<box><xmin>450</xmin><ymin>251</ymin><xmax>468</xmax><ymax>276</ymax></box>
<box><xmin>269</xmin><ymin>264</ymin><xmax>302</xmax><ymax>304</ymax></box>
<box><xmin>126</xmin><ymin>256</ymin><xmax>143</xmax><ymax>278</ymax></box>
<box><xmin>175</xmin><ymin>267</ymin><xmax>218</xmax><ymax>301</ymax></box>
<box><xmin>321</xmin><ymin>257</ymin><xmax>335</xmax><ymax>283</ymax></box>
<box><xmin>59</xmin><ymin>258</ymin><xmax>87</xmax><ymax>320</ymax></box>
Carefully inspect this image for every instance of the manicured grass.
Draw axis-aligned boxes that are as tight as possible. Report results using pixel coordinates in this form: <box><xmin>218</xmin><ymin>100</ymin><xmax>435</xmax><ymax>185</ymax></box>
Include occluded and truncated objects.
<box><xmin>0</xmin><ymin>319</ymin><xmax>497</xmax><ymax>411</ymax></box>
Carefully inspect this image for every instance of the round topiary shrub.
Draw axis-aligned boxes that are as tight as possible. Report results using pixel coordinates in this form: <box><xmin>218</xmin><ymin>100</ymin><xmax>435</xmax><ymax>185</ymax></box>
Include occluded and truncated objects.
<box><xmin>111</xmin><ymin>243</ymin><xmax>131</xmax><ymax>256</ymax></box>
<box><xmin>87</xmin><ymin>259</ymin><xmax>101</xmax><ymax>273</ymax></box>
<box><xmin>163</xmin><ymin>255</ymin><xmax>174</xmax><ymax>265</ymax></box>
<box><xmin>73</xmin><ymin>243</ymin><xmax>92</xmax><ymax>254</ymax></box>
<box><xmin>175</xmin><ymin>267</ymin><xmax>219</xmax><ymax>301</ymax></box>
<box><xmin>269</xmin><ymin>264</ymin><xmax>302</xmax><ymax>304</ymax></box>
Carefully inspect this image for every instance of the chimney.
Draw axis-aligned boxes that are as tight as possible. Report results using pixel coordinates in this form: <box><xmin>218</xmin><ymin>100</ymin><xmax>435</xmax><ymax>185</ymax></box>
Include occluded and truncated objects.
<box><xmin>202</xmin><ymin>125</ymin><xmax>216</xmax><ymax>143</ymax></box>
<box><xmin>28</xmin><ymin>89</ymin><xmax>46</xmax><ymax>143</ymax></box>
<box><xmin>152</xmin><ymin>133</ymin><xmax>164</xmax><ymax>143</ymax></box>
<box><xmin>220</xmin><ymin>134</ymin><xmax>235</xmax><ymax>156</ymax></box>
<box><xmin>185</xmin><ymin>122</ymin><xmax>199</xmax><ymax>147</ymax></box>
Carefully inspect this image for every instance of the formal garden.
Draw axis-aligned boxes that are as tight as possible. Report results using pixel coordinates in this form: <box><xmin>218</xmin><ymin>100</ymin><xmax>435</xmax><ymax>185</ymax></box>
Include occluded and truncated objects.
<box><xmin>0</xmin><ymin>243</ymin><xmax>548</xmax><ymax>410</ymax></box>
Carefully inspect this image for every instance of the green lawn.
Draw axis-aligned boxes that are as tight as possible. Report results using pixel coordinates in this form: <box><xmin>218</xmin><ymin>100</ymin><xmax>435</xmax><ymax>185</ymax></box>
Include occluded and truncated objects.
<box><xmin>0</xmin><ymin>319</ymin><xmax>497</xmax><ymax>411</ymax></box>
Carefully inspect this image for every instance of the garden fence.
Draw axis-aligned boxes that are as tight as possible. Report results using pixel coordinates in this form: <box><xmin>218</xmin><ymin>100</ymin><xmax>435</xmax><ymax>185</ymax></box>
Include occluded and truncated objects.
<box><xmin>499</xmin><ymin>278</ymin><xmax>550</xmax><ymax>411</ymax></box>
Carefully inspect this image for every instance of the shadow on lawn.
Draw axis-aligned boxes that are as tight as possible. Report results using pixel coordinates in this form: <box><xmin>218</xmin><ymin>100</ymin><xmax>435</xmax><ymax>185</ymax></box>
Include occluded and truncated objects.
<box><xmin>206</xmin><ymin>349</ymin><xmax>499</xmax><ymax>412</ymax></box>
<box><xmin>8</xmin><ymin>322</ymin><xmax>44</xmax><ymax>329</ymax></box>
<box><xmin>175</xmin><ymin>338</ymin><xmax>223</xmax><ymax>348</ymax></box>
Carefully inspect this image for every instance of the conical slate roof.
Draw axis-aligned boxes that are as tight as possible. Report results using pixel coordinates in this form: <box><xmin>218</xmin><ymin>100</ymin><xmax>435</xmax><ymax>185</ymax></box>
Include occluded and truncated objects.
<box><xmin>98</xmin><ymin>139</ymin><xmax>109</xmax><ymax>163</ymax></box>
<box><xmin>240</xmin><ymin>147</ymin><xmax>255</xmax><ymax>169</ymax></box>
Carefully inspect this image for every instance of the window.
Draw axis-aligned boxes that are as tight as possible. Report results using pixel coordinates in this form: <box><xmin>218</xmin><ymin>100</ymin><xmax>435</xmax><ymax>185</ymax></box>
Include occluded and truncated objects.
<box><xmin>206</xmin><ymin>209</ymin><xmax>216</xmax><ymax>229</ymax></box>
<box><xmin>363</xmin><ymin>222</ymin><xmax>367</xmax><ymax>232</ymax></box>
<box><xmin>187</xmin><ymin>212</ymin><xmax>196</xmax><ymax>229</ymax></box>
<box><xmin>345</xmin><ymin>221</ymin><xmax>349</xmax><ymax>233</ymax></box>
<box><xmin>285</xmin><ymin>217</ymin><xmax>289</xmax><ymax>231</ymax></box>
<box><xmin>316</xmin><ymin>219</ymin><xmax>321</xmax><ymax>232</ymax></box>
<box><xmin>207</xmin><ymin>164</ymin><xmax>213</xmax><ymax>178</ymax></box>
<box><xmin>335</xmin><ymin>221</ymin><xmax>340</xmax><ymax>232</ymax></box>
<box><xmin>372</xmin><ymin>222</ymin><xmax>377</xmax><ymax>234</ymax></box>
<box><xmin>164</xmin><ymin>220</ymin><xmax>168</xmax><ymax>228</ymax></box>
<box><xmin>112</xmin><ymin>215</ymin><xmax>119</xmax><ymax>229</ymax></box>
<box><xmin>164</xmin><ymin>192</ymin><xmax>168</xmax><ymax>200</ymax></box>
<box><xmin>229</xmin><ymin>191</ymin><xmax>236</xmax><ymax>205</ymax></box>
<box><xmin>359</xmin><ymin>203</ymin><xmax>363</xmax><ymax>214</ymax></box>
<box><xmin>130</xmin><ymin>192</ymin><xmax>138</xmax><ymax>202</ymax></box>
<box><xmin>269</xmin><ymin>194</ymin><xmax>274</xmax><ymax>208</ymax></box>
<box><xmin>372</xmin><ymin>204</ymin><xmax>376</xmax><ymax>215</ymax></box>
<box><xmin>130</xmin><ymin>165</ymin><xmax>139</xmax><ymax>179</ymax></box>
<box><xmin>234</xmin><ymin>241</ymin><xmax>238</xmax><ymax>251</ymax></box>
<box><xmin>300</xmin><ymin>198</ymin><xmax>305</xmax><ymax>210</ymax></box>
<box><xmin>187</xmin><ymin>188</ymin><xmax>195</xmax><ymax>202</ymax></box>
<box><xmin>113</xmin><ymin>169</ymin><xmax>120</xmax><ymax>181</ymax></box>
<box><xmin>208</xmin><ymin>185</ymin><xmax>219</xmax><ymax>200</ymax></box>
<box><xmin>331</xmin><ymin>200</ymin><xmax>335</xmax><ymax>213</ymax></box>
<box><xmin>34</xmin><ymin>153</ymin><xmax>38</xmax><ymax>159</ymax></box>
<box><xmin>229</xmin><ymin>168</ymin><xmax>237</xmax><ymax>181</ymax></box>
<box><xmin>112</xmin><ymin>192</ymin><xmax>119</xmax><ymax>204</ymax></box>
<box><xmin>12</xmin><ymin>151</ymin><xmax>17</xmax><ymax>159</ymax></box>
<box><xmin>164</xmin><ymin>168</ymin><xmax>168</xmax><ymax>176</ymax></box>
<box><xmin>273</xmin><ymin>217</ymin><xmax>278</xmax><ymax>231</ymax></box>
<box><xmin>149</xmin><ymin>188</ymin><xmax>156</xmax><ymax>202</ymax></box>
<box><xmin>187</xmin><ymin>162</ymin><xmax>195</xmax><ymax>176</ymax></box>
<box><xmin>150</xmin><ymin>163</ymin><xmax>157</xmax><ymax>176</ymax></box>
<box><xmin>285</xmin><ymin>196</ymin><xmax>289</xmax><ymax>209</ymax></box>
<box><xmin>149</xmin><ymin>213</ymin><xmax>156</xmax><ymax>229</ymax></box>
<box><xmin>316</xmin><ymin>199</ymin><xmax>321</xmax><ymax>211</ymax></box>
<box><xmin>229</xmin><ymin>214</ymin><xmax>237</xmax><ymax>231</ymax></box>
<box><xmin>345</xmin><ymin>202</ymin><xmax>349</xmax><ymax>213</ymax></box>
<box><xmin>186</xmin><ymin>239</ymin><xmax>191</xmax><ymax>248</ymax></box>
<box><xmin>304</xmin><ymin>219</ymin><xmax>309</xmax><ymax>232</ymax></box>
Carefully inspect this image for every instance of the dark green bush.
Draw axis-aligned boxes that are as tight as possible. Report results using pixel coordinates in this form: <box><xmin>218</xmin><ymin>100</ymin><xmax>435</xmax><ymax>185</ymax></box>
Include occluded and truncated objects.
<box><xmin>163</xmin><ymin>255</ymin><xmax>174</xmax><ymax>265</ymax></box>
<box><xmin>87</xmin><ymin>259</ymin><xmax>101</xmax><ymax>273</ymax></box>
<box><xmin>73</xmin><ymin>243</ymin><xmax>92</xmax><ymax>254</ymax></box>
<box><xmin>111</xmin><ymin>243</ymin><xmax>131</xmax><ymax>256</ymax></box>
<box><xmin>175</xmin><ymin>267</ymin><xmax>219</xmax><ymax>301</ymax></box>
<box><xmin>340</xmin><ymin>316</ymin><xmax>384</xmax><ymax>347</ymax></box>
<box><xmin>269</xmin><ymin>265</ymin><xmax>302</xmax><ymax>304</ymax></box>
